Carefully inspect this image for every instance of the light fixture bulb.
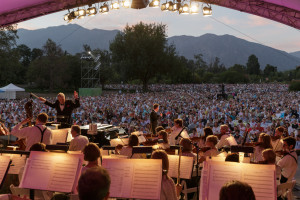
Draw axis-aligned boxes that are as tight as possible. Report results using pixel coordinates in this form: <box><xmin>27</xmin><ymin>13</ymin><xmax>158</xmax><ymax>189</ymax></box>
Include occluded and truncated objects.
<box><xmin>190</xmin><ymin>4</ymin><xmax>199</xmax><ymax>14</ymax></box>
<box><xmin>87</xmin><ymin>7</ymin><xmax>97</xmax><ymax>16</ymax></box>
<box><xmin>64</xmin><ymin>14</ymin><xmax>69</xmax><ymax>21</ymax></box>
<box><xmin>112</xmin><ymin>2</ymin><xmax>120</xmax><ymax>9</ymax></box>
<box><xmin>123</xmin><ymin>0</ymin><xmax>131</xmax><ymax>8</ymax></box>
<box><xmin>203</xmin><ymin>6</ymin><xmax>212</xmax><ymax>16</ymax></box>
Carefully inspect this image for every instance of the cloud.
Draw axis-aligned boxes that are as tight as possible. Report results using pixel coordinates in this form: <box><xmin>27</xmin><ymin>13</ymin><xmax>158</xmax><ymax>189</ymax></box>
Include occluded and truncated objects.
<box><xmin>203</xmin><ymin>24</ymin><xmax>213</xmax><ymax>30</ymax></box>
<box><xmin>247</xmin><ymin>15</ymin><xmax>271</xmax><ymax>27</ymax></box>
<box><xmin>219</xmin><ymin>16</ymin><xmax>239</xmax><ymax>25</ymax></box>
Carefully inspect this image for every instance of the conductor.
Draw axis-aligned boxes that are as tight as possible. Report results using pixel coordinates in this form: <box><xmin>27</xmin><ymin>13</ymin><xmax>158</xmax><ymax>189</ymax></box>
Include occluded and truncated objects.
<box><xmin>39</xmin><ymin>91</ymin><xmax>80</xmax><ymax>127</ymax></box>
<box><xmin>150</xmin><ymin>103</ymin><xmax>161</xmax><ymax>135</ymax></box>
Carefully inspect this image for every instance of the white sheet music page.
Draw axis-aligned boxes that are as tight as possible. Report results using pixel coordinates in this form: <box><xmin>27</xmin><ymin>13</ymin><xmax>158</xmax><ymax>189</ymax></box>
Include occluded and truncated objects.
<box><xmin>51</xmin><ymin>129</ymin><xmax>69</xmax><ymax>144</ymax></box>
<box><xmin>0</xmin><ymin>156</ymin><xmax>11</xmax><ymax>185</ymax></box>
<box><xmin>131</xmin><ymin>159</ymin><xmax>162</xmax><ymax>199</ymax></box>
<box><xmin>5</xmin><ymin>154</ymin><xmax>27</xmax><ymax>174</ymax></box>
<box><xmin>102</xmin><ymin>158</ymin><xmax>162</xmax><ymax>200</ymax></box>
<box><xmin>200</xmin><ymin>161</ymin><xmax>276</xmax><ymax>200</ymax></box>
<box><xmin>20</xmin><ymin>151</ymin><xmax>81</xmax><ymax>193</ymax></box>
<box><xmin>102</xmin><ymin>158</ymin><xmax>133</xmax><ymax>198</ymax></box>
<box><xmin>168</xmin><ymin>155</ymin><xmax>194</xmax><ymax>179</ymax></box>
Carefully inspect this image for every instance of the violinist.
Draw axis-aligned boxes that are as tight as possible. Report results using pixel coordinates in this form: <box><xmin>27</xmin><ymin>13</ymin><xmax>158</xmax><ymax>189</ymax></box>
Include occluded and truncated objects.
<box><xmin>169</xmin><ymin>119</ymin><xmax>189</xmax><ymax>145</ymax></box>
<box><xmin>271</xmin><ymin>126</ymin><xmax>284</xmax><ymax>152</ymax></box>
<box><xmin>199</xmin><ymin>135</ymin><xmax>219</xmax><ymax>163</ymax></box>
<box><xmin>216</xmin><ymin>124</ymin><xmax>237</xmax><ymax>149</ymax></box>
<box><xmin>277</xmin><ymin>137</ymin><xmax>298</xmax><ymax>183</ymax></box>
<box><xmin>260</xmin><ymin>149</ymin><xmax>281</xmax><ymax>184</ymax></box>
<box><xmin>179</xmin><ymin>138</ymin><xmax>196</xmax><ymax>160</ymax></box>
<box><xmin>198</xmin><ymin>127</ymin><xmax>213</xmax><ymax>148</ymax></box>
<box><xmin>156</xmin><ymin>130</ymin><xmax>170</xmax><ymax>150</ymax></box>
<box><xmin>252</xmin><ymin>133</ymin><xmax>273</xmax><ymax>162</ymax></box>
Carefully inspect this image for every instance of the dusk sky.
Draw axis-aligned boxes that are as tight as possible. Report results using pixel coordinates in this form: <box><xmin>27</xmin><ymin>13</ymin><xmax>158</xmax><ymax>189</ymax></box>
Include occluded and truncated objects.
<box><xmin>18</xmin><ymin>4</ymin><xmax>300</xmax><ymax>53</ymax></box>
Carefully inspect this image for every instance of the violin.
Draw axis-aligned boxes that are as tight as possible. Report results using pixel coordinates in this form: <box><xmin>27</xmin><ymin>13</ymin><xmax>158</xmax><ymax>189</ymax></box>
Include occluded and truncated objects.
<box><xmin>275</xmin><ymin>150</ymin><xmax>289</xmax><ymax>156</ymax></box>
<box><xmin>193</xmin><ymin>146</ymin><xmax>211</xmax><ymax>154</ymax></box>
<box><xmin>142</xmin><ymin>139</ymin><xmax>159</xmax><ymax>146</ymax></box>
<box><xmin>271</xmin><ymin>135</ymin><xmax>281</xmax><ymax>141</ymax></box>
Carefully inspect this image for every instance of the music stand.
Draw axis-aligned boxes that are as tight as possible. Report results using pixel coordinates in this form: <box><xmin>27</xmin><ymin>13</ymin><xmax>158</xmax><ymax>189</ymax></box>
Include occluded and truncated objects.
<box><xmin>0</xmin><ymin>150</ymin><xmax>30</xmax><ymax>156</ymax></box>
<box><xmin>46</xmin><ymin>145</ymin><xmax>69</xmax><ymax>152</ymax></box>
<box><xmin>102</xmin><ymin>145</ymin><xmax>116</xmax><ymax>155</ymax></box>
<box><xmin>231</xmin><ymin>146</ymin><xmax>254</xmax><ymax>154</ymax></box>
<box><xmin>131</xmin><ymin>146</ymin><xmax>153</xmax><ymax>158</ymax></box>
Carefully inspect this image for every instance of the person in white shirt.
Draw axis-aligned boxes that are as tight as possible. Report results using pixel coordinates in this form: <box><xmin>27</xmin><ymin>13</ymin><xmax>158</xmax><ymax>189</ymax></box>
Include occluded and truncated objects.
<box><xmin>169</xmin><ymin>119</ymin><xmax>189</xmax><ymax>146</ymax></box>
<box><xmin>199</xmin><ymin>135</ymin><xmax>219</xmax><ymax>163</ymax></box>
<box><xmin>271</xmin><ymin>126</ymin><xmax>284</xmax><ymax>153</ymax></box>
<box><xmin>277</xmin><ymin>136</ymin><xmax>298</xmax><ymax>183</ymax></box>
<box><xmin>216</xmin><ymin>124</ymin><xmax>237</xmax><ymax>149</ymax></box>
<box><xmin>11</xmin><ymin>113</ymin><xmax>52</xmax><ymax>151</ymax></box>
<box><xmin>69</xmin><ymin>125</ymin><xmax>89</xmax><ymax>151</ymax></box>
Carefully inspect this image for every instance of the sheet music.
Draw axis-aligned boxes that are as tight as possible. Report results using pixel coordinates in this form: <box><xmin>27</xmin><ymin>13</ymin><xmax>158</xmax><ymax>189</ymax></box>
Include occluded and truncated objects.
<box><xmin>20</xmin><ymin>151</ymin><xmax>82</xmax><ymax>193</ymax></box>
<box><xmin>4</xmin><ymin>154</ymin><xmax>27</xmax><ymax>174</ymax></box>
<box><xmin>51</xmin><ymin>128</ymin><xmax>70</xmax><ymax>144</ymax></box>
<box><xmin>102</xmin><ymin>158</ymin><xmax>162</xmax><ymax>199</ymax></box>
<box><xmin>0</xmin><ymin>156</ymin><xmax>11</xmax><ymax>185</ymax></box>
<box><xmin>200</xmin><ymin>161</ymin><xmax>276</xmax><ymax>200</ymax></box>
<box><xmin>168</xmin><ymin>155</ymin><xmax>194</xmax><ymax>179</ymax></box>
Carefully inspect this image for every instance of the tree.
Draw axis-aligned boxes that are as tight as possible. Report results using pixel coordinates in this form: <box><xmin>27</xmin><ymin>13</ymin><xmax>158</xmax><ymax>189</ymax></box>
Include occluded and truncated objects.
<box><xmin>93</xmin><ymin>49</ymin><xmax>113</xmax><ymax>90</ymax></box>
<box><xmin>110</xmin><ymin>22</ymin><xmax>173</xmax><ymax>91</ymax></box>
<box><xmin>247</xmin><ymin>54</ymin><xmax>260</xmax><ymax>75</ymax></box>
<box><xmin>263</xmin><ymin>64</ymin><xmax>277</xmax><ymax>76</ymax></box>
<box><xmin>228</xmin><ymin>64</ymin><xmax>246</xmax><ymax>73</ymax></box>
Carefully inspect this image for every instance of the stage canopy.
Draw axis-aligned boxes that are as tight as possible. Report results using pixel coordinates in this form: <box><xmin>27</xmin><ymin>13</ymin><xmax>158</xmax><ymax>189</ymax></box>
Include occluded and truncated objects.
<box><xmin>0</xmin><ymin>0</ymin><xmax>300</xmax><ymax>29</ymax></box>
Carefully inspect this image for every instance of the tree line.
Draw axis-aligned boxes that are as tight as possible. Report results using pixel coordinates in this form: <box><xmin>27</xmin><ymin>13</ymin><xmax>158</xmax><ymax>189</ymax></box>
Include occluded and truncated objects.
<box><xmin>0</xmin><ymin>23</ymin><xmax>299</xmax><ymax>92</ymax></box>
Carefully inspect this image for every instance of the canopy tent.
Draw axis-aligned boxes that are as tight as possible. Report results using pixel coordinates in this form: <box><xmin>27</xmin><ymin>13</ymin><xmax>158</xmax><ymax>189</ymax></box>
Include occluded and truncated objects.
<box><xmin>0</xmin><ymin>83</ymin><xmax>25</xmax><ymax>100</ymax></box>
<box><xmin>0</xmin><ymin>0</ymin><xmax>300</xmax><ymax>29</ymax></box>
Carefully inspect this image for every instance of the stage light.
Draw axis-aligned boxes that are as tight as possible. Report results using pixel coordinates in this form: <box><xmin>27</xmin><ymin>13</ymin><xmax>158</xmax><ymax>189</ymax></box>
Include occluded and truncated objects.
<box><xmin>64</xmin><ymin>14</ymin><xmax>69</xmax><ymax>21</ymax></box>
<box><xmin>149</xmin><ymin>0</ymin><xmax>160</xmax><ymax>7</ymax></box>
<box><xmin>190</xmin><ymin>3</ymin><xmax>199</xmax><ymax>14</ymax></box>
<box><xmin>172</xmin><ymin>2</ymin><xmax>180</xmax><ymax>12</ymax></box>
<box><xmin>167</xmin><ymin>1</ymin><xmax>174</xmax><ymax>11</ymax></box>
<box><xmin>203</xmin><ymin>5</ymin><xmax>212</xmax><ymax>16</ymax></box>
<box><xmin>111</xmin><ymin>1</ymin><xmax>120</xmax><ymax>9</ymax></box>
<box><xmin>100</xmin><ymin>4</ymin><xmax>109</xmax><ymax>13</ymax></box>
<box><xmin>179</xmin><ymin>3</ymin><xmax>189</xmax><ymax>14</ymax></box>
<box><xmin>67</xmin><ymin>11</ymin><xmax>76</xmax><ymax>22</ymax></box>
<box><xmin>161</xmin><ymin>2</ymin><xmax>170</xmax><ymax>11</ymax></box>
<box><xmin>87</xmin><ymin>7</ymin><xmax>97</xmax><ymax>16</ymax></box>
<box><xmin>78</xmin><ymin>9</ymin><xmax>86</xmax><ymax>19</ymax></box>
<box><xmin>122</xmin><ymin>0</ymin><xmax>131</xmax><ymax>8</ymax></box>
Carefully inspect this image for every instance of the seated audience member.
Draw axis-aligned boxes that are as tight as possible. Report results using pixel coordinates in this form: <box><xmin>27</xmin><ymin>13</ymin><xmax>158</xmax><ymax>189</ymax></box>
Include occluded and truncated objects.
<box><xmin>219</xmin><ymin>180</ymin><xmax>255</xmax><ymax>200</ymax></box>
<box><xmin>157</xmin><ymin>130</ymin><xmax>170</xmax><ymax>149</ymax></box>
<box><xmin>120</xmin><ymin>135</ymin><xmax>143</xmax><ymax>158</ymax></box>
<box><xmin>198</xmin><ymin>127</ymin><xmax>214</xmax><ymax>148</ymax></box>
<box><xmin>11</xmin><ymin>113</ymin><xmax>52</xmax><ymax>151</ymax></box>
<box><xmin>277</xmin><ymin>136</ymin><xmax>298</xmax><ymax>183</ymax></box>
<box><xmin>253</xmin><ymin>133</ymin><xmax>273</xmax><ymax>162</ymax></box>
<box><xmin>216</xmin><ymin>125</ymin><xmax>237</xmax><ymax>149</ymax></box>
<box><xmin>225</xmin><ymin>153</ymin><xmax>239</xmax><ymax>163</ymax></box>
<box><xmin>151</xmin><ymin>150</ymin><xmax>181</xmax><ymax>200</ymax></box>
<box><xmin>180</xmin><ymin>138</ymin><xmax>196</xmax><ymax>160</ymax></box>
<box><xmin>199</xmin><ymin>135</ymin><xmax>219</xmax><ymax>163</ymax></box>
<box><xmin>78</xmin><ymin>167</ymin><xmax>111</xmax><ymax>200</ymax></box>
<box><xmin>82</xmin><ymin>143</ymin><xmax>101</xmax><ymax>174</ymax></box>
<box><xmin>272</xmin><ymin>126</ymin><xmax>284</xmax><ymax>152</ymax></box>
<box><xmin>69</xmin><ymin>125</ymin><xmax>89</xmax><ymax>151</ymax></box>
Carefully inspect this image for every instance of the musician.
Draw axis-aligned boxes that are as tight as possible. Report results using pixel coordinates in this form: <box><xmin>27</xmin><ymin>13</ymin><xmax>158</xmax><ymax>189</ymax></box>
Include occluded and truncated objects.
<box><xmin>169</xmin><ymin>119</ymin><xmax>189</xmax><ymax>146</ymax></box>
<box><xmin>216</xmin><ymin>124</ymin><xmax>237</xmax><ymax>149</ymax></box>
<box><xmin>39</xmin><ymin>91</ymin><xmax>80</xmax><ymax>126</ymax></box>
<box><xmin>252</xmin><ymin>133</ymin><xmax>273</xmax><ymax>162</ymax></box>
<box><xmin>271</xmin><ymin>126</ymin><xmax>284</xmax><ymax>152</ymax></box>
<box><xmin>82</xmin><ymin>143</ymin><xmax>101</xmax><ymax>174</ymax></box>
<box><xmin>157</xmin><ymin>130</ymin><xmax>170</xmax><ymax>149</ymax></box>
<box><xmin>150</xmin><ymin>103</ymin><xmax>161</xmax><ymax>135</ymax></box>
<box><xmin>180</xmin><ymin>138</ymin><xmax>196</xmax><ymax>160</ymax></box>
<box><xmin>198</xmin><ymin>127</ymin><xmax>214</xmax><ymax>148</ymax></box>
<box><xmin>78</xmin><ymin>167</ymin><xmax>111</xmax><ymax>200</ymax></box>
<box><xmin>120</xmin><ymin>135</ymin><xmax>144</xmax><ymax>158</ymax></box>
<box><xmin>151</xmin><ymin>150</ymin><xmax>181</xmax><ymax>200</ymax></box>
<box><xmin>199</xmin><ymin>135</ymin><xmax>219</xmax><ymax>163</ymax></box>
<box><xmin>219</xmin><ymin>180</ymin><xmax>255</xmax><ymax>200</ymax></box>
<box><xmin>277</xmin><ymin>136</ymin><xmax>298</xmax><ymax>183</ymax></box>
<box><xmin>10</xmin><ymin>113</ymin><xmax>52</xmax><ymax>151</ymax></box>
<box><xmin>69</xmin><ymin>125</ymin><xmax>89</xmax><ymax>151</ymax></box>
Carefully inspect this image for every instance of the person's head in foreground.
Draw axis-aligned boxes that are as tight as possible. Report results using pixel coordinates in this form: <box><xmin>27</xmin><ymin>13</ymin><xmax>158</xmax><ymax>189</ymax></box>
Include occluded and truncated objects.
<box><xmin>151</xmin><ymin>150</ymin><xmax>169</xmax><ymax>175</ymax></box>
<box><xmin>78</xmin><ymin>167</ymin><xmax>111</xmax><ymax>200</ymax></box>
<box><xmin>219</xmin><ymin>180</ymin><xmax>256</xmax><ymax>200</ymax></box>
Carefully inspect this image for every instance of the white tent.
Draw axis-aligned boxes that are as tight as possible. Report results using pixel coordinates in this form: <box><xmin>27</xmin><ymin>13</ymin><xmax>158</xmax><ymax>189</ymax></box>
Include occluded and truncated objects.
<box><xmin>0</xmin><ymin>83</ymin><xmax>25</xmax><ymax>100</ymax></box>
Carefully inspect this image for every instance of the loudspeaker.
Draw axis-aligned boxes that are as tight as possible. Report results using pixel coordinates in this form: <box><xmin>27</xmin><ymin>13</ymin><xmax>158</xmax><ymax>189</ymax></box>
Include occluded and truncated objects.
<box><xmin>131</xmin><ymin>0</ymin><xmax>149</xmax><ymax>9</ymax></box>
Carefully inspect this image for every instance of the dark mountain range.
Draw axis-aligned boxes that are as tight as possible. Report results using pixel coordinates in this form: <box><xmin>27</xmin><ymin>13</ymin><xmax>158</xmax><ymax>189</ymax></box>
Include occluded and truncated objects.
<box><xmin>16</xmin><ymin>24</ymin><xmax>300</xmax><ymax>71</ymax></box>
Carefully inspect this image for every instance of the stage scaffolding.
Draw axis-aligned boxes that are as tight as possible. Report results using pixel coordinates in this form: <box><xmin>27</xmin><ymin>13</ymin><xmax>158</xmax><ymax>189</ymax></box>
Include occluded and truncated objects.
<box><xmin>80</xmin><ymin>55</ymin><xmax>101</xmax><ymax>88</ymax></box>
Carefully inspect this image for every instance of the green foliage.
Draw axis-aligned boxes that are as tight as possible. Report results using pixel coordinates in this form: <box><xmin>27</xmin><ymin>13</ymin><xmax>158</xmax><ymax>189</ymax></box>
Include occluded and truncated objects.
<box><xmin>247</xmin><ymin>54</ymin><xmax>260</xmax><ymax>75</ymax></box>
<box><xmin>110</xmin><ymin>22</ymin><xmax>174</xmax><ymax>91</ymax></box>
<box><xmin>218</xmin><ymin>71</ymin><xmax>249</xmax><ymax>83</ymax></box>
<box><xmin>289</xmin><ymin>80</ymin><xmax>300</xmax><ymax>91</ymax></box>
